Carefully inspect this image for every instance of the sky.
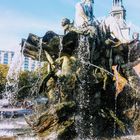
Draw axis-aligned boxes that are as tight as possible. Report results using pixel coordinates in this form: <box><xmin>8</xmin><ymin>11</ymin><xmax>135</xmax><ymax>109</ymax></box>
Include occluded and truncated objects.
<box><xmin>0</xmin><ymin>0</ymin><xmax>140</xmax><ymax>52</ymax></box>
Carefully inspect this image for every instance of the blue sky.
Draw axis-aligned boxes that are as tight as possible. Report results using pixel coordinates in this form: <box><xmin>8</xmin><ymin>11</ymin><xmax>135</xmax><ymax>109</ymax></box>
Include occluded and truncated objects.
<box><xmin>0</xmin><ymin>0</ymin><xmax>140</xmax><ymax>51</ymax></box>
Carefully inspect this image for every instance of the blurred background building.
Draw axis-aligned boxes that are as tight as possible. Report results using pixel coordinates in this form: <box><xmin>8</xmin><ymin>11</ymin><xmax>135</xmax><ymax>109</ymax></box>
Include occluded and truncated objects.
<box><xmin>0</xmin><ymin>50</ymin><xmax>41</xmax><ymax>71</ymax></box>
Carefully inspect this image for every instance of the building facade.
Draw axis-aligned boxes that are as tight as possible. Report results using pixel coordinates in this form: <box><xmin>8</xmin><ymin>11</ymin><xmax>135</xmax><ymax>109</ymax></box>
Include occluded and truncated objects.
<box><xmin>110</xmin><ymin>0</ymin><xmax>130</xmax><ymax>41</ymax></box>
<box><xmin>0</xmin><ymin>50</ymin><xmax>14</xmax><ymax>65</ymax></box>
<box><xmin>0</xmin><ymin>50</ymin><xmax>41</xmax><ymax>71</ymax></box>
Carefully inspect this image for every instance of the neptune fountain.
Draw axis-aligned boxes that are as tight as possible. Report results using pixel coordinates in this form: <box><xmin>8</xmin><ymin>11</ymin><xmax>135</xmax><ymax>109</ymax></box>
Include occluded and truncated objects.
<box><xmin>2</xmin><ymin>0</ymin><xmax>140</xmax><ymax>139</ymax></box>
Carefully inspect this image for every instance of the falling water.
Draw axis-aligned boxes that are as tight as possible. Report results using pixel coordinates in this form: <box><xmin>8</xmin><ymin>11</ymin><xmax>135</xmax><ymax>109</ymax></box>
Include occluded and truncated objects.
<box><xmin>58</xmin><ymin>35</ymin><xmax>63</xmax><ymax>60</ymax></box>
<box><xmin>2</xmin><ymin>43</ymin><xmax>25</xmax><ymax>104</ymax></box>
<box><xmin>29</xmin><ymin>38</ymin><xmax>44</xmax><ymax>119</ymax></box>
<box><xmin>113</xmin><ymin>95</ymin><xmax>117</xmax><ymax>137</ymax></box>
<box><xmin>0</xmin><ymin>38</ymin><xmax>48</xmax><ymax>140</ymax></box>
<box><xmin>55</xmin><ymin>36</ymin><xmax>63</xmax><ymax>77</ymax></box>
<box><xmin>0</xmin><ymin>117</ymin><xmax>35</xmax><ymax>139</ymax></box>
<box><xmin>75</xmin><ymin>35</ymin><xmax>93</xmax><ymax>139</ymax></box>
<box><xmin>0</xmin><ymin>42</ymin><xmax>32</xmax><ymax>138</ymax></box>
<box><xmin>30</xmin><ymin>38</ymin><xmax>43</xmax><ymax>97</ymax></box>
<box><xmin>52</xmin><ymin>35</ymin><xmax>64</xmax><ymax>103</ymax></box>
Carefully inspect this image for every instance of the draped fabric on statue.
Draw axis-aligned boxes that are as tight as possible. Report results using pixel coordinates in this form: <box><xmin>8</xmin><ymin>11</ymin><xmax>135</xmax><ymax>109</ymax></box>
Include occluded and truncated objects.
<box><xmin>103</xmin><ymin>16</ymin><xmax>130</xmax><ymax>43</ymax></box>
<box><xmin>81</xmin><ymin>2</ymin><xmax>93</xmax><ymax>24</ymax></box>
<box><xmin>75</xmin><ymin>2</ymin><xmax>85</xmax><ymax>27</ymax></box>
<box><xmin>75</xmin><ymin>1</ymin><xmax>94</xmax><ymax>27</ymax></box>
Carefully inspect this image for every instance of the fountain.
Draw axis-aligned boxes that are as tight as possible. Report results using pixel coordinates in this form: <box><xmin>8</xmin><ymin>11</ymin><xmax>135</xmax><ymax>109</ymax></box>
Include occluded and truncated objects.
<box><xmin>0</xmin><ymin>45</ymin><xmax>33</xmax><ymax>117</ymax></box>
<box><xmin>0</xmin><ymin>47</ymin><xmax>33</xmax><ymax>139</ymax></box>
<box><xmin>1</xmin><ymin>0</ymin><xmax>140</xmax><ymax>139</ymax></box>
<box><xmin>21</xmin><ymin>7</ymin><xmax>140</xmax><ymax>140</ymax></box>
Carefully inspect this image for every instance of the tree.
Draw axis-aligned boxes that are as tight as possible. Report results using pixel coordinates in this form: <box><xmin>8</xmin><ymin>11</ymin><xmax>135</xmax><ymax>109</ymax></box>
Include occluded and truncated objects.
<box><xmin>17</xmin><ymin>70</ymin><xmax>38</xmax><ymax>99</ymax></box>
<box><xmin>0</xmin><ymin>64</ymin><xmax>9</xmax><ymax>98</ymax></box>
<box><xmin>17</xmin><ymin>62</ymin><xmax>49</xmax><ymax>99</ymax></box>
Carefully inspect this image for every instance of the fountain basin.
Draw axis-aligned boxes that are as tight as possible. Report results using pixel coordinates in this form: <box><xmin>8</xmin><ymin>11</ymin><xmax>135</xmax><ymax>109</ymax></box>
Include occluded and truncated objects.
<box><xmin>0</xmin><ymin>108</ymin><xmax>32</xmax><ymax>118</ymax></box>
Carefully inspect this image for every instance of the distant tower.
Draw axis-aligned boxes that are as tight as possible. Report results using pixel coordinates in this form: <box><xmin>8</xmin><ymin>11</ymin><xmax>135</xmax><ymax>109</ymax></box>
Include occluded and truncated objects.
<box><xmin>111</xmin><ymin>0</ymin><xmax>126</xmax><ymax>20</ymax></box>
<box><xmin>109</xmin><ymin>0</ymin><xmax>130</xmax><ymax>42</ymax></box>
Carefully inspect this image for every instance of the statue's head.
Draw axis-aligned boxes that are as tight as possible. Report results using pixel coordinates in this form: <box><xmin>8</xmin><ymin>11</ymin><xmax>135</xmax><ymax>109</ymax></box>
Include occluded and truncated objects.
<box><xmin>132</xmin><ymin>32</ymin><xmax>139</xmax><ymax>40</ymax></box>
<box><xmin>81</xmin><ymin>0</ymin><xmax>94</xmax><ymax>3</ymax></box>
<box><xmin>61</xmin><ymin>18</ymin><xmax>70</xmax><ymax>27</ymax></box>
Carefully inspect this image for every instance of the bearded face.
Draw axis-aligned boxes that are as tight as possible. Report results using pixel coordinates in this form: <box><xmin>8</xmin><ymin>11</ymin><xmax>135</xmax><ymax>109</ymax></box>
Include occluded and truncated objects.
<box><xmin>81</xmin><ymin>0</ymin><xmax>94</xmax><ymax>3</ymax></box>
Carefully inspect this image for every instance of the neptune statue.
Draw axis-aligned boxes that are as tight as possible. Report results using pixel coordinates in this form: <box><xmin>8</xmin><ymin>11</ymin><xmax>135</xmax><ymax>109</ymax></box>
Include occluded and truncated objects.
<box><xmin>75</xmin><ymin>0</ymin><xmax>94</xmax><ymax>27</ymax></box>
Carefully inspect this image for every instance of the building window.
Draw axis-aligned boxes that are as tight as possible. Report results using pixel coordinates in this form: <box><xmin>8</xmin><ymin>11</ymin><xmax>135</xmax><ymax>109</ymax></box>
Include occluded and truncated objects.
<box><xmin>24</xmin><ymin>57</ymin><xmax>29</xmax><ymax>70</ymax></box>
<box><xmin>4</xmin><ymin>53</ymin><xmax>8</xmax><ymax>64</ymax></box>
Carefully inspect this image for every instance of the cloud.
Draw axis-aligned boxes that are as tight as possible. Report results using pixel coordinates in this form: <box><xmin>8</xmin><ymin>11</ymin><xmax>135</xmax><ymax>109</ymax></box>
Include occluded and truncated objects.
<box><xmin>0</xmin><ymin>8</ymin><xmax>63</xmax><ymax>52</ymax></box>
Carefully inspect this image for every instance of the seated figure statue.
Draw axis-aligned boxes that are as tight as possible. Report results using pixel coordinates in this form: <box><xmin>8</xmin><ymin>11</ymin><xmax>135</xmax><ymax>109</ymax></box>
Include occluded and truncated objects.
<box><xmin>75</xmin><ymin>0</ymin><xmax>94</xmax><ymax>28</ymax></box>
<box><xmin>102</xmin><ymin>15</ymin><xmax>130</xmax><ymax>44</ymax></box>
